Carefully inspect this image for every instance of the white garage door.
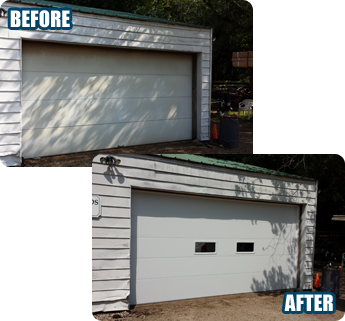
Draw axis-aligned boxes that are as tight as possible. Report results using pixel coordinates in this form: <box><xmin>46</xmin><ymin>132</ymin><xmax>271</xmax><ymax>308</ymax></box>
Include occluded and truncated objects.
<box><xmin>22</xmin><ymin>41</ymin><xmax>192</xmax><ymax>158</ymax></box>
<box><xmin>130</xmin><ymin>190</ymin><xmax>299</xmax><ymax>305</ymax></box>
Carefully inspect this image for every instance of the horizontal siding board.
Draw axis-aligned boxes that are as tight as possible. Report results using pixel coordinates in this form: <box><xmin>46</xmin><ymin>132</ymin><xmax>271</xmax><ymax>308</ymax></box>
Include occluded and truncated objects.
<box><xmin>92</xmin><ymin>238</ymin><xmax>130</xmax><ymax>249</ymax></box>
<box><xmin>0</xmin><ymin>122</ymin><xmax>21</xmax><ymax>133</ymax></box>
<box><xmin>0</xmin><ymin>71</ymin><xmax>21</xmax><ymax>81</ymax></box>
<box><xmin>93</xmin><ymin>279</ymin><xmax>130</xmax><ymax>291</ymax></box>
<box><xmin>202</xmin><ymin>83</ymin><xmax>210</xmax><ymax>90</ymax></box>
<box><xmin>202</xmin><ymin>97</ymin><xmax>209</xmax><ymax>104</ymax></box>
<box><xmin>93</xmin><ymin>173</ymin><xmax>311</xmax><ymax>205</ymax></box>
<box><xmin>92</xmin><ymin>217</ymin><xmax>130</xmax><ymax>228</ymax></box>
<box><xmin>304</xmin><ymin>268</ymin><xmax>313</xmax><ymax>276</ymax></box>
<box><xmin>92</xmin><ymin>259</ymin><xmax>130</xmax><ymax>270</ymax></box>
<box><xmin>9</xmin><ymin>30</ymin><xmax>210</xmax><ymax>53</ymax></box>
<box><xmin>92</xmin><ymin>185</ymin><xmax>131</xmax><ymax>197</ymax></box>
<box><xmin>0</xmin><ymin>81</ymin><xmax>21</xmax><ymax>91</ymax></box>
<box><xmin>13</xmin><ymin>25</ymin><xmax>211</xmax><ymax>46</ymax></box>
<box><xmin>0</xmin><ymin>154</ymin><xmax>21</xmax><ymax>166</ymax></box>
<box><xmin>0</xmin><ymin>133</ymin><xmax>20</xmax><ymax>145</ymax></box>
<box><xmin>100</xmin><ymin>196</ymin><xmax>130</xmax><ymax>208</ymax></box>
<box><xmin>304</xmin><ymin>254</ymin><xmax>313</xmax><ymax>262</ymax></box>
<box><xmin>0</xmin><ymin>28</ymin><xmax>8</xmax><ymax>37</ymax></box>
<box><xmin>100</xmin><ymin>207</ymin><xmax>131</xmax><ymax>218</ymax></box>
<box><xmin>0</xmin><ymin>102</ymin><xmax>21</xmax><ymax>113</ymax></box>
<box><xmin>0</xmin><ymin>112</ymin><xmax>20</xmax><ymax>123</ymax></box>
<box><xmin>92</xmin><ymin>290</ymin><xmax>129</xmax><ymax>302</ymax></box>
<box><xmin>304</xmin><ymin>261</ymin><xmax>313</xmax><ymax>269</ymax></box>
<box><xmin>306</xmin><ymin>212</ymin><xmax>316</xmax><ymax>219</ymax></box>
<box><xmin>73</xmin><ymin>14</ymin><xmax>211</xmax><ymax>36</ymax></box>
<box><xmin>0</xmin><ymin>38</ymin><xmax>20</xmax><ymax>49</ymax></box>
<box><xmin>305</xmin><ymin>248</ymin><xmax>314</xmax><ymax>255</ymax></box>
<box><xmin>201</xmin><ymin>104</ymin><xmax>209</xmax><ymax>112</ymax></box>
<box><xmin>92</xmin><ymin>269</ymin><xmax>130</xmax><ymax>281</ymax></box>
<box><xmin>202</xmin><ymin>68</ymin><xmax>210</xmax><ymax>75</ymax></box>
<box><xmin>93</xmin><ymin>249</ymin><xmax>130</xmax><ymax>259</ymax></box>
<box><xmin>0</xmin><ymin>144</ymin><xmax>20</xmax><ymax>154</ymax></box>
<box><xmin>92</xmin><ymin>163</ymin><xmax>317</xmax><ymax>201</ymax></box>
<box><xmin>0</xmin><ymin>92</ymin><xmax>20</xmax><ymax>102</ymax></box>
<box><xmin>93</xmin><ymin>227</ymin><xmax>131</xmax><ymax>238</ymax></box>
<box><xmin>93</xmin><ymin>156</ymin><xmax>317</xmax><ymax>192</ymax></box>
<box><xmin>0</xmin><ymin>59</ymin><xmax>20</xmax><ymax>70</ymax></box>
<box><xmin>202</xmin><ymin>89</ymin><xmax>210</xmax><ymax>97</ymax></box>
<box><xmin>0</xmin><ymin>49</ymin><xmax>20</xmax><ymax>60</ymax></box>
<box><xmin>92</xmin><ymin>300</ymin><xmax>128</xmax><ymax>312</ymax></box>
<box><xmin>201</xmin><ymin>118</ymin><xmax>209</xmax><ymax>127</ymax></box>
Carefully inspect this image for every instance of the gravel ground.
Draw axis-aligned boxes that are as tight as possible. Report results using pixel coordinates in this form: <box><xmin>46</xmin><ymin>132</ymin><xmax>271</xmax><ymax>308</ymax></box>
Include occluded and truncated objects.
<box><xmin>93</xmin><ymin>269</ymin><xmax>344</xmax><ymax>321</ymax></box>
<box><xmin>22</xmin><ymin>120</ymin><xmax>252</xmax><ymax>167</ymax></box>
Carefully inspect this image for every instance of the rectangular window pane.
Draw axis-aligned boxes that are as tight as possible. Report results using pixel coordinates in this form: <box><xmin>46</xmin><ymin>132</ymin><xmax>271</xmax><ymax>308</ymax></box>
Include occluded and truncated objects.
<box><xmin>237</xmin><ymin>242</ymin><xmax>254</xmax><ymax>252</ymax></box>
<box><xmin>195</xmin><ymin>242</ymin><xmax>216</xmax><ymax>253</ymax></box>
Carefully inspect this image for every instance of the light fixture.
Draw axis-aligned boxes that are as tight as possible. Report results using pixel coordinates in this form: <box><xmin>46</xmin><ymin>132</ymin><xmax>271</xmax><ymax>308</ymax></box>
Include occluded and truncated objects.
<box><xmin>100</xmin><ymin>156</ymin><xmax>121</xmax><ymax>166</ymax></box>
<box><xmin>0</xmin><ymin>8</ymin><xmax>8</xmax><ymax>17</ymax></box>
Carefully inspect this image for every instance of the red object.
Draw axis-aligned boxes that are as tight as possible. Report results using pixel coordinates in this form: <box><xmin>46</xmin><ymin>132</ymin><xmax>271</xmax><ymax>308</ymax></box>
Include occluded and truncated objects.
<box><xmin>211</xmin><ymin>124</ymin><xmax>218</xmax><ymax>140</ymax></box>
<box><xmin>314</xmin><ymin>274</ymin><xmax>320</xmax><ymax>289</ymax></box>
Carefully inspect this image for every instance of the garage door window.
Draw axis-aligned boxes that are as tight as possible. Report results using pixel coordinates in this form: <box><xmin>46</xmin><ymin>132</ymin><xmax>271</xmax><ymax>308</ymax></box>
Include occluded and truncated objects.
<box><xmin>195</xmin><ymin>242</ymin><xmax>216</xmax><ymax>253</ymax></box>
<box><xmin>236</xmin><ymin>242</ymin><xmax>254</xmax><ymax>253</ymax></box>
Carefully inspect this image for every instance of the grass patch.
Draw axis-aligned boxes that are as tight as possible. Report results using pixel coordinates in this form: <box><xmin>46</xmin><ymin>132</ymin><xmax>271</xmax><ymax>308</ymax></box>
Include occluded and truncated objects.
<box><xmin>211</xmin><ymin>111</ymin><xmax>253</xmax><ymax>121</ymax></box>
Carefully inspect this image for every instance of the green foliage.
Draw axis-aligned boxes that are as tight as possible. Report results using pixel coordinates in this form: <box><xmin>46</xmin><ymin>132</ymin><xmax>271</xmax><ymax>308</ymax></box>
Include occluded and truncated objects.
<box><xmin>135</xmin><ymin>0</ymin><xmax>253</xmax><ymax>81</ymax></box>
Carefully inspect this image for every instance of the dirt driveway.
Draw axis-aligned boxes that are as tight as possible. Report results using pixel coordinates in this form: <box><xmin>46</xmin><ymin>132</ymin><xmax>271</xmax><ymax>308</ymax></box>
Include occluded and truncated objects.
<box><xmin>94</xmin><ymin>268</ymin><xmax>344</xmax><ymax>321</ymax></box>
<box><xmin>22</xmin><ymin>120</ymin><xmax>252</xmax><ymax>167</ymax></box>
<box><xmin>93</xmin><ymin>291</ymin><xmax>344</xmax><ymax>321</ymax></box>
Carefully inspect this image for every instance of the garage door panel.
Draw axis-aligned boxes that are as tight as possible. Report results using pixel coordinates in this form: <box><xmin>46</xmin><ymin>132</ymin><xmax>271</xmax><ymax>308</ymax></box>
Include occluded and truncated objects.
<box><xmin>22</xmin><ymin>73</ymin><xmax>192</xmax><ymax>101</ymax></box>
<box><xmin>22</xmin><ymin>118</ymin><xmax>191</xmax><ymax>158</ymax></box>
<box><xmin>133</xmin><ymin>216</ymin><xmax>298</xmax><ymax>240</ymax></box>
<box><xmin>131</xmin><ymin>270</ymin><xmax>297</xmax><ymax>305</ymax></box>
<box><xmin>130</xmin><ymin>190</ymin><xmax>299</xmax><ymax>305</ymax></box>
<box><xmin>22</xmin><ymin>97</ymin><xmax>192</xmax><ymax>129</ymax></box>
<box><xmin>131</xmin><ymin>238</ymin><xmax>297</xmax><ymax>259</ymax></box>
<box><xmin>23</xmin><ymin>42</ymin><xmax>192</xmax><ymax>76</ymax></box>
<box><xmin>134</xmin><ymin>256</ymin><xmax>296</xmax><ymax>280</ymax></box>
<box><xmin>22</xmin><ymin>41</ymin><xmax>193</xmax><ymax>157</ymax></box>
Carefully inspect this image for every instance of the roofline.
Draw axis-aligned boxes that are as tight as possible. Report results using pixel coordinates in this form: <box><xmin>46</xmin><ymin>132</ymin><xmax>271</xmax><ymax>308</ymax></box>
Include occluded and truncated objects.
<box><xmin>158</xmin><ymin>154</ymin><xmax>317</xmax><ymax>181</ymax></box>
<box><xmin>6</xmin><ymin>0</ymin><xmax>211</xmax><ymax>29</ymax></box>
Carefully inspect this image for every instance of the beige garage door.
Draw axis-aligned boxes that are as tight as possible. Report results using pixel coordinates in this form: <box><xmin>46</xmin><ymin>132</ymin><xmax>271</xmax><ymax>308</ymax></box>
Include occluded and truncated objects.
<box><xmin>22</xmin><ymin>41</ymin><xmax>193</xmax><ymax>158</ymax></box>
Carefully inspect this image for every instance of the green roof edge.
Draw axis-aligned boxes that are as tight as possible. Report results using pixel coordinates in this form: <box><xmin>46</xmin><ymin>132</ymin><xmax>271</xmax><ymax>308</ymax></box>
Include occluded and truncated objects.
<box><xmin>8</xmin><ymin>0</ymin><xmax>211</xmax><ymax>28</ymax></box>
<box><xmin>158</xmin><ymin>154</ymin><xmax>316</xmax><ymax>181</ymax></box>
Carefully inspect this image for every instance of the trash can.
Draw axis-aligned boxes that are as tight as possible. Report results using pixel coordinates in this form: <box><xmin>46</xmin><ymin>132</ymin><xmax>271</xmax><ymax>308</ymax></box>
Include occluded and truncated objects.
<box><xmin>217</xmin><ymin>117</ymin><xmax>239</xmax><ymax>148</ymax></box>
<box><xmin>320</xmin><ymin>268</ymin><xmax>341</xmax><ymax>297</ymax></box>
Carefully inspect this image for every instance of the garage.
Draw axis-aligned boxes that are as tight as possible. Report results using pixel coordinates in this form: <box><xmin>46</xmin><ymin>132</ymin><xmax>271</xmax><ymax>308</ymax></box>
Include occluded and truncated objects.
<box><xmin>21</xmin><ymin>41</ymin><xmax>193</xmax><ymax>158</ymax></box>
<box><xmin>92</xmin><ymin>154</ymin><xmax>318</xmax><ymax>312</ymax></box>
<box><xmin>130</xmin><ymin>190</ymin><xmax>299</xmax><ymax>305</ymax></box>
<box><xmin>0</xmin><ymin>0</ymin><xmax>212</xmax><ymax>166</ymax></box>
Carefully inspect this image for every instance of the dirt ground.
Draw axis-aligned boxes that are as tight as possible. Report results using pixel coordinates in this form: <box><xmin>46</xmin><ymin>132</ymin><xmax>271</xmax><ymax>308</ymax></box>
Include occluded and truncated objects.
<box><xmin>93</xmin><ymin>268</ymin><xmax>344</xmax><ymax>321</ymax></box>
<box><xmin>22</xmin><ymin>119</ymin><xmax>252</xmax><ymax>167</ymax></box>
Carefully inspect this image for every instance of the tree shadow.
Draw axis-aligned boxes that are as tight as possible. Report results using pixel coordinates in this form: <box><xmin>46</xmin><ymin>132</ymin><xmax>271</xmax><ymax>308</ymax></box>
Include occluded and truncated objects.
<box><xmin>21</xmin><ymin>40</ymin><xmax>193</xmax><ymax>158</ymax></box>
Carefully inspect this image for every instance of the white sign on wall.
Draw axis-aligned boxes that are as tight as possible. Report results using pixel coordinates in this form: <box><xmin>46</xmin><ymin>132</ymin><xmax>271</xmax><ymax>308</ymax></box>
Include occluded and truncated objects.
<box><xmin>92</xmin><ymin>195</ymin><xmax>101</xmax><ymax>217</ymax></box>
